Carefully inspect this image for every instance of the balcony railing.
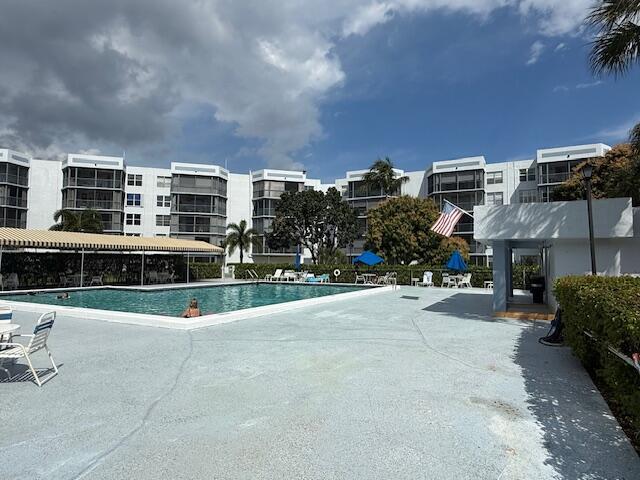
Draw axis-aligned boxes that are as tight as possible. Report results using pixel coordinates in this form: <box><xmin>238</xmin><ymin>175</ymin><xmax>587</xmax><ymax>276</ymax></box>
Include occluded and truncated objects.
<box><xmin>64</xmin><ymin>200</ymin><xmax>123</xmax><ymax>210</ymax></box>
<box><xmin>253</xmin><ymin>208</ymin><xmax>277</xmax><ymax>217</ymax></box>
<box><xmin>65</xmin><ymin>178</ymin><xmax>123</xmax><ymax>189</ymax></box>
<box><xmin>171</xmin><ymin>183</ymin><xmax>226</xmax><ymax>196</ymax></box>
<box><xmin>538</xmin><ymin>172</ymin><xmax>571</xmax><ymax>185</ymax></box>
<box><xmin>170</xmin><ymin>225</ymin><xmax>227</xmax><ymax>235</ymax></box>
<box><xmin>0</xmin><ymin>218</ymin><xmax>26</xmax><ymax>228</ymax></box>
<box><xmin>171</xmin><ymin>205</ymin><xmax>226</xmax><ymax>215</ymax></box>
<box><xmin>0</xmin><ymin>173</ymin><xmax>29</xmax><ymax>186</ymax></box>
<box><xmin>252</xmin><ymin>189</ymin><xmax>296</xmax><ymax>198</ymax></box>
<box><xmin>0</xmin><ymin>196</ymin><xmax>28</xmax><ymax>208</ymax></box>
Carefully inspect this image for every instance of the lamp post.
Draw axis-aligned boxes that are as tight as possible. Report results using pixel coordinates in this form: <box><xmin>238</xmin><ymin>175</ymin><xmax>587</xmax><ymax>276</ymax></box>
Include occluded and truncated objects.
<box><xmin>582</xmin><ymin>163</ymin><xmax>597</xmax><ymax>275</ymax></box>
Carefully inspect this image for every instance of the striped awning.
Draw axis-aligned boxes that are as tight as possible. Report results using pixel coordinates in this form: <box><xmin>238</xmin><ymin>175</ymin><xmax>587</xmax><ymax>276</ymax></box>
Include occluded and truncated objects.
<box><xmin>0</xmin><ymin>228</ymin><xmax>223</xmax><ymax>253</ymax></box>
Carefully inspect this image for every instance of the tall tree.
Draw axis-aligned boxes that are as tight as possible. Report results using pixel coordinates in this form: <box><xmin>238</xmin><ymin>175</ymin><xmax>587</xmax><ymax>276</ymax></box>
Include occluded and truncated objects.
<box><xmin>362</xmin><ymin>157</ymin><xmax>409</xmax><ymax>196</ymax></box>
<box><xmin>267</xmin><ymin>187</ymin><xmax>357</xmax><ymax>264</ymax></box>
<box><xmin>589</xmin><ymin>0</ymin><xmax>640</xmax><ymax>152</ymax></box>
<box><xmin>224</xmin><ymin>219</ymin><xmax>259</xmax><ymax>264</ymax></box>
<box><xmin>365</xmin><ymin>196</ymin><xmax>446</xmax><ymax>264</ymax></box>
<box><xmin>50</xmin><ymin>208</ymin><xmax>103</xmax><ymax>233</ymax></box>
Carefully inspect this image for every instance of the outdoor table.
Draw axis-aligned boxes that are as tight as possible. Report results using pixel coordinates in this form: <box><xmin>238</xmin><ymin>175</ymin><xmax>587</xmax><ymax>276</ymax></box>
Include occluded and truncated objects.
<box><xmin>361</xmin><ymin>273</ymin><xmax>378</xmax><ymax>285</ymax></box>
<box><xmin>453</xmin><ymin>274</ymin><xmax>464</xmax><ymax>287</ymax></box>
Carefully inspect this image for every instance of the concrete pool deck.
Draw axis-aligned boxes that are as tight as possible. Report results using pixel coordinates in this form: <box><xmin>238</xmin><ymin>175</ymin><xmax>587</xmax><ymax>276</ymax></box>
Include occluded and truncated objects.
<box><xmin>1</xmin><ymin>287</ymin><xmax>638</xmax><ymax>479</ymax></box>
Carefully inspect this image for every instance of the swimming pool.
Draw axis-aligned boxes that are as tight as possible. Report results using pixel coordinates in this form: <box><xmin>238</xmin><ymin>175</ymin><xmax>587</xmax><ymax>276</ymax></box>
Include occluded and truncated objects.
<box><xmin>1</xmin><ymin>283</ymin><xmax>369</xmax><ymax>317</ymax></box>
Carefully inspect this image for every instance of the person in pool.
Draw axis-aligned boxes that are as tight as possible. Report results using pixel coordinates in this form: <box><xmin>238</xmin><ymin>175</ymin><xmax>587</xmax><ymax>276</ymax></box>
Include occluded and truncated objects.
<box><xmin>181</xmin><ymin>298</ymin><xmax>201</xmax><ymax>318</ymax></box>
<box><xmin>57</xmin><ymin>292</ymin><xmax>70</xmax><ymax>300</ymax></box>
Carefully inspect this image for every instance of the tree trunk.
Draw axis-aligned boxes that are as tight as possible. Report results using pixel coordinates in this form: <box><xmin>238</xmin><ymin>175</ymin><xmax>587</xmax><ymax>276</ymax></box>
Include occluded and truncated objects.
<box><xmin>239</xmin><ymin>244</ymin><xmax>243</xmax><ymax>264</ymax></box>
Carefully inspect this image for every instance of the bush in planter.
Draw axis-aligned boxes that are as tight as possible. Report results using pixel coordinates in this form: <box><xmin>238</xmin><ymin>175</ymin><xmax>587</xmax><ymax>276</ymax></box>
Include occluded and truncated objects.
<box><xmin>188</xmin><ymin>263</ymin><xmax>221</xmax><ymax>280</ymax></box>
<box><xmin>554</xmin><ymin>275</ymin><xmax>640</xmax><ymax>444</ymax></box>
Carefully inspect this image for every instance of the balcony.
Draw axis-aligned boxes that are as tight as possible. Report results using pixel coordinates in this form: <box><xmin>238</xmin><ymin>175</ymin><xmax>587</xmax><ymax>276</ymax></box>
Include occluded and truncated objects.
<box><xmin>170</xmin><ymin>225</ymin><xmax>227</xmax><ymax>235</ymax></box>
<box><xmin>65</xmin><ymin>200</ymin><xmax>123</xmax><ymax>210</ymax></box>
<box><xmin>0</xmin><ymin>196</ymin><xmax>28</xmax><ymax>208</ymax></box>
<box><xmin>64</xmin><ymin>178</ymin><xmax>123</xmax><ymax>189</ymax></box>
<box><xmin>0</xmin><ymin>218</ymin><xmax>26</xmax><ymax>228</ymax></box>
<box><xmin>172</xmin><ymin>205</ymin><xmax>226</xmax><ymax>215</ymax></box>
<box><xmin>0</xmin><ymin>173</ymin><xmax>29</xmax><ymax>187</ymax></box>
<box><xmin>538</xmin><ymin>172</ymin><xmax>571</xmax><ymax>185</ymax></box>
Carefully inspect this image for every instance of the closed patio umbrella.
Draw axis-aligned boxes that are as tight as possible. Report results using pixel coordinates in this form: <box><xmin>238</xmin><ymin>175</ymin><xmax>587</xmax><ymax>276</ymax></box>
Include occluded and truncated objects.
<box><xmin>446</xmin><ymin>250</ymin><xmax>468</xmax><ymax>272</ymax></box>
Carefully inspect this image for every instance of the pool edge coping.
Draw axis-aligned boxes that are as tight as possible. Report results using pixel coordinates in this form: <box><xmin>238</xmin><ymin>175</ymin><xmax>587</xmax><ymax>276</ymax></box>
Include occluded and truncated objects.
<box><xmin>0</xmin><ymin>283</ymin><xmax>398</xmax><ymax>330</ymax></box>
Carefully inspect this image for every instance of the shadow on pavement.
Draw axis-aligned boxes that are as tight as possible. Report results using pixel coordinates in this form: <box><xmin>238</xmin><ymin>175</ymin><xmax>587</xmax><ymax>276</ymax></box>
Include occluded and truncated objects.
<box><xmin>514</xmin><ymin>325</ymin><xmax>640</xmax><ymax>479</ymax></box>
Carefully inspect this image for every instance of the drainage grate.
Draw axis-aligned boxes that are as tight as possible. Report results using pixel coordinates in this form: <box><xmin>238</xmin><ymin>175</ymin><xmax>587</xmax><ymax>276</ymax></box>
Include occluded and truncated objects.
<box><xmin>401</xmin><ymin>295</ymin><xmax>420</xmax><ymax>300</ymax></box>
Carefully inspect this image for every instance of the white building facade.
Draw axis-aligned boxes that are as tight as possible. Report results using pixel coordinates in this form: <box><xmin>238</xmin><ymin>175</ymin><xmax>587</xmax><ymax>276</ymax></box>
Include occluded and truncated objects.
<box><xmin>3</xmin><ymin>142</ymin><xmax>611</xmax><ymax>265</ymax></box>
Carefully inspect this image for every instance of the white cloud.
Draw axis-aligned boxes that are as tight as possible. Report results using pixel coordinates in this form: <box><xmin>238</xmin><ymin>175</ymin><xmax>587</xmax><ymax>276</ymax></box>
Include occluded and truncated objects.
<box><xmin>526</xmin><ymin>41</ymin><xmax>545</xmax><ymax>65</ymax></box>
<box><xmin>576</xmin><ymin>80</ymin><xmax>604</xmax><ymax>89</ymax></box>
<box><xmin>554</xmin><ymin>42</ymin><xmax>566</xmax><ymax>52</ymax></box>
<box><xmin>553</xmin><ymin>85</ymin><xmax>569</xmax><ymax>93</ymax></box>
<box><xmin>0</xmin><ymin>0</ymin><xmax>599</xmax><ymax>169</ymax></box>
<box><xmin>593</xmin><ymin>116</ymin><xmax>640</xmax><ymax>142</ymax></box>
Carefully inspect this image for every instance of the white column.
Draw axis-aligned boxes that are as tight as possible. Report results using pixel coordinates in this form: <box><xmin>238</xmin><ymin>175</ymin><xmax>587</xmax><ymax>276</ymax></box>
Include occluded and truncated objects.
<box><xmin>141</xmin><ymin>251</ymin><xmax>145</xmax><ymax>286</ymax></box>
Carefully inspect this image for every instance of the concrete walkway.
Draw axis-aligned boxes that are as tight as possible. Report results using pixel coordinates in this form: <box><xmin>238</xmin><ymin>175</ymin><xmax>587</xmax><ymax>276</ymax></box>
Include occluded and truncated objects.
<box><xmin>0</xmin><ymin>287</ymin><xmax>638</xmax><ymax>479</ymax></box>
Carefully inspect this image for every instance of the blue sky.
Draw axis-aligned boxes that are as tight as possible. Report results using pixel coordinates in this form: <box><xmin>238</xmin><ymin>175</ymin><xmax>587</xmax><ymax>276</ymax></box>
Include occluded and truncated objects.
<box><xmin>173</xmin><ymin>7</ymin><xmax>640</xmax><ymax>182</ymax></box>
<box><xmin>2</xmin><ymin>1</ymin><xmax>638</xmax><ymax>182</ymax></box>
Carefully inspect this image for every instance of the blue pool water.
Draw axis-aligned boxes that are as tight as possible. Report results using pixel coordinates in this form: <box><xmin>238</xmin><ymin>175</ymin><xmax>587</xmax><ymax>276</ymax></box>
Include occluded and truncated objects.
<box><xmin>1</xmin><ymin>283</ymin><xmax>368</xmax><ymax>317</ymax></box>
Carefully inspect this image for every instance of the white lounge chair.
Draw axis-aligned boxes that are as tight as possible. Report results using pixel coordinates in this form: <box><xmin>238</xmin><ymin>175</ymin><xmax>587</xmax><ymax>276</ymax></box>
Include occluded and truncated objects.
<box><xmin>282</xmin><ymin>270</ymin><xmax>297</xmax><ymax>281</ymax></box>
<box><xmin>5</xmin><ymin>273</ymin><xmax>19</xmax><ymax>290</ymax></box>
<box><xmin>265</xmin><ymin>269</ymin><xmax>283</xmax><ymax>281</ymax></box>
<box><xmin>0</xmin><ymin>312</ymin><xmax>58</xmax><ymax>387</ymax></box>
<box><xmin>418</xmin><ymin>271</ymin><xmax>433</xmax><ymax>287</ymax></box>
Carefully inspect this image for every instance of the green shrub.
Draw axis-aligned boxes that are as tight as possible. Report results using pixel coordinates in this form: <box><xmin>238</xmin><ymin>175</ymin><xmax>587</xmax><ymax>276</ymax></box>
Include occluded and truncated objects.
<box><xmin>188</xmin><ymin>262</ymin><xmax>221</xmax><ymax>280</ymax></box>
<box><xmin>554</xmin><ymin>275</ymin><xmax>640</xmax><ymax>444</ymax></box>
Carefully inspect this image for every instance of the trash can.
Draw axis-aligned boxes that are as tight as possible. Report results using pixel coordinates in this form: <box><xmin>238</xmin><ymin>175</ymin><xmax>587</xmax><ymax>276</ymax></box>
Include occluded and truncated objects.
<box><xmin>530</xmin><ymin>275</ymin><xmax>545</xmax><ymax>304</ymax></box>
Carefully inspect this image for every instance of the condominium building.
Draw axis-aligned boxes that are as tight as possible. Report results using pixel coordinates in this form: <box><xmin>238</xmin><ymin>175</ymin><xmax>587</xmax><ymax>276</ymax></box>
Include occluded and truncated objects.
<box><xmin>0</xmin><ymin>149</ymin><xmax>30</xmax><ymax>229</ymax></box>
<box><xmin>3</xmin><ymin>141</ymin><xmax>611</xmax><ymax>265</ymax></box>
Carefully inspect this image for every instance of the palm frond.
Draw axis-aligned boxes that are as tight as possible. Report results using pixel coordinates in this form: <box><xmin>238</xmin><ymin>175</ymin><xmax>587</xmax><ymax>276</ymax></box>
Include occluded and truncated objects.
<box><xmin>590</xmin><ymin>21</ymin><xmax>640</xmax><ymax>76</ymax></box>
<box><xmin>630</xmin><ymin>121</ymin><xmax>640</xmax><ymax>154</ymax></box>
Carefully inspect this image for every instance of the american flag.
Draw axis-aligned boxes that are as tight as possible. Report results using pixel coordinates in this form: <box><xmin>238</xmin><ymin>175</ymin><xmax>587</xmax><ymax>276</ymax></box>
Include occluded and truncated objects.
<box><xmin>430</xmin><ymin>201</ymin><xmax>464</xmax><ymax>237</ymax></box>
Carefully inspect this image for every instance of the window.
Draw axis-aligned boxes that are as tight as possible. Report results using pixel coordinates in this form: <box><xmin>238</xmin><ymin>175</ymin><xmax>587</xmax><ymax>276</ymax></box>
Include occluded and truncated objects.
<box><xmin>486</xmin><ymin>192</ymin><xmax>503</xmax><ymax>206</ymax></box>
<box><xmin>126</xmin><ymin>193</ymin><xmax>142</xmax><ymax>207</ymax></box>
<box><xmin>125</xmin><ymin>233</ymin><xmax>141</xmax><ymax>237</ymax></box>
<box><xmin>127</xmin><ymin>174</ymin><xmax>142</xmax><ymax>186</ymax></box>
<box><xmin>155</xmin><ymin>233</ymin><xmax>168</xmax><ymax>237</ymax></box>
<box><xmin>125</xmin><ymin>213</ymin><xmax>141</xmax><ymax>225</ymax></box>
<box><xmin>157</xmin><ymin>176</ymin><xmax>171</xmax><ymax>188</ymax></box>
<box><xmin>486</xmin><ymin>172</ymin><xmax>503</xmax><ymax>185</ymax></box>
<box><xmin>518</xmin><ymin>189</ymin><xmax>538</xmax><ymax>203</ymax></box>
<box><xmin>156</xmin><ymin>215</ymin><xmax>171</xmax><ymax>227</ymax></box>
<box><xmin>519</xmin><ymin>168</ymin><xmax>536</xmax><ymax>182</ymax></box>
<box><xmin>156</xmin><ymin>195</ymin><xmax>171</xmax><ymax>207</ymax></box>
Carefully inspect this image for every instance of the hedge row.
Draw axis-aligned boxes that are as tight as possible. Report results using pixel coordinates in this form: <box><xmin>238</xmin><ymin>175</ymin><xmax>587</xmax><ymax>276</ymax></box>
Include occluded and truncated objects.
<box><xmin>188</xmin><ymin>263</ymin><xmax>222</xmax><ymax>280</ymax></box>
<box><xmin>554</xmin><ymin>275</ymin><xmax>640</xmax><ymax>445</ymax></box>
<box><xmin>231</xmin><ymin>262</ymin><xmax>539</xmax><ymax>289</ymax></box>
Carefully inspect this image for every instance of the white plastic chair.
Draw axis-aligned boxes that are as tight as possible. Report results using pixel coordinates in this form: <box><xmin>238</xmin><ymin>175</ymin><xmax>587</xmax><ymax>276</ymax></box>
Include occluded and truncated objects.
<box><xmin>90</xmin><ymin>275</ymin><xmax>103</xmax><ymax>286</ymax></box>
<box><xmin>0</xmin><ymin>312</ymin><xmax>58</xmax><ymax>387</ymax></box>
<box><xmin>459</xmin><ymin>273</ymin><xmax>472</xmax><ymax>288</ymax></box>
<box><xmin>354</xmin><ymin>273</ymin><xmax>366</xmax><ymax>284</ymax></box>
<box><xmin>419</xmin><ymin>271</ymin><xmax>433</xmax><ymax>287</ymax></box>
<box><xmin>265</xmin><ymin>269</ymin><xmax>282</xmax><ymax>281</ymax></box>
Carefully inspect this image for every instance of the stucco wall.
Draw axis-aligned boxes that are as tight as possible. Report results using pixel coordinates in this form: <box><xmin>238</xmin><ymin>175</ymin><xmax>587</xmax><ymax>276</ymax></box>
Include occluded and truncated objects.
<box><xmin>27</xmin><ymin>159</ymin><xmax>63</xmax><ymax>230</ymax></box>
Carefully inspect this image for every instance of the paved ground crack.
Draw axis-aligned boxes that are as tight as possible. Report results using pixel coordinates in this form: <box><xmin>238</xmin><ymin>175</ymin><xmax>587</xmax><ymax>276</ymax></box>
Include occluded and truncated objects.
<box><xmin>72</xmin><ymin>331</ymin><xmax>194</xmax><ymax>479</ymax></box>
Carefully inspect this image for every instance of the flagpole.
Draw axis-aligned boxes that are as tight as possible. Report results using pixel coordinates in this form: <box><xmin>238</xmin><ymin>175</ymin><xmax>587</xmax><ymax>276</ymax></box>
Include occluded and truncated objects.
<box><xmin>443</xmin><ymin>199</ymin><xmax>474</xmax><ymax>218</ymax></box>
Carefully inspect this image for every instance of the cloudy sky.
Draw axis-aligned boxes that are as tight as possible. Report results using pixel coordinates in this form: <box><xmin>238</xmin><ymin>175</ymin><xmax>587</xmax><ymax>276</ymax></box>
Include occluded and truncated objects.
<box><xmin>1</xmin><ymin>0</ymin><xmax>638</xmax><ymax>181</ymax></box>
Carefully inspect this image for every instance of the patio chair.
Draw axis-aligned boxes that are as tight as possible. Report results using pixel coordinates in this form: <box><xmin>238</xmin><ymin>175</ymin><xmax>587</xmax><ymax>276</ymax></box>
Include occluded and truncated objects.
<box><xmin>386</xmin><ymin>272</ymin><xmax>397</xmax><ymax>287</ymax></box>
<box><xmin>441</xmin><ymin>273</ymin><xmax>457</xmax><ymax>288</ymax></box>
<box><xmin>459</xmin><ymin>273</ymin><xmax>472</xmax><ymax>288</ymax></box>
<box><xmin>0</xmin><ymin>312</ymin><xmax>58</xmax><ymax>387</ymax></box>
<box><xmin>265</xmin><ymin>269</ymin><xmax>283</xmax><ymax>281</ymax></box>
<box><xmin>418</xmin><ymin>271</ymin><xmax>433</xmax><ymax>287</ymax></box>
<box><xmin>354</xmin><ymin>273</ymin><xmax>366</xmax><ymax>284</ymax></box>
<box><xmin>90</xmin><ymin>274</ymin><xmax>103</xmax><ymax>286</ymax></box>
<box><xmin>148</xmin><ymin>271</ymin><xmax>159</xmax><ymax>284</ymax></box>
<box><xmin>376</xmin><ymin>272</ymin><xmax>390</xmax><ymax>285</ymax></box>
<box><xmin>282</xmin><ymin>270</ymin><xmax>297</xmax><ymax>282</ymax></box>
<box><xmin>5</xmin><ymin>273</ymin><xmax>19</xmax><ymax>290</ymax></box>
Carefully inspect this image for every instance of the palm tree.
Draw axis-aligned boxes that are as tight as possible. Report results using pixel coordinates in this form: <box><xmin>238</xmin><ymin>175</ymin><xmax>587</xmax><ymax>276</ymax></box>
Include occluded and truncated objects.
<box><xmin>225</xmin><ymin>220</ymin><xmax>260</xmax><ymax>264</ymax></box>
<box><xmin>362</xmin><ymin>157</ymin><xmax>409</xmax><ymax>196</ymax></box>
<box><xmin>50</xmin><ymin>208</ymin><xmax>104</xmax><ymax>233</ymax></box>
<box><xmin>589</xmin><ymin>0</ymin><xmax>640</xmax><ymax>151</ymax></box>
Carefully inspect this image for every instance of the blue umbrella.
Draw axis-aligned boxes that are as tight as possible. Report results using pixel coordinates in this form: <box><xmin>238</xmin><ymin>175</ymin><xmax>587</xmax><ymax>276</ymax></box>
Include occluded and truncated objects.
<box><xmin>294</xmin><ymin>245</ymin><xmax>301</xmax><ymax>271</ymax></box>
<box><xmin>352</xmin><ymin>251</ymin><xmax>384</xmax><ymax>266</ymax></box>
<box><xmin>446</xmin><ymin>250</ymin><xmax>468</xmax><ymax>272</ymax></box>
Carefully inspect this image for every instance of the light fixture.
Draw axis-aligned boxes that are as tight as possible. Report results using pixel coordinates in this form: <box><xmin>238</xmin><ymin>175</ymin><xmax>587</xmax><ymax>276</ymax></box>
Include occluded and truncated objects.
<box><xmin>582</xmin><ymin>163</ymin><xmax>593</xmax><ymax>180</ymax></box>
